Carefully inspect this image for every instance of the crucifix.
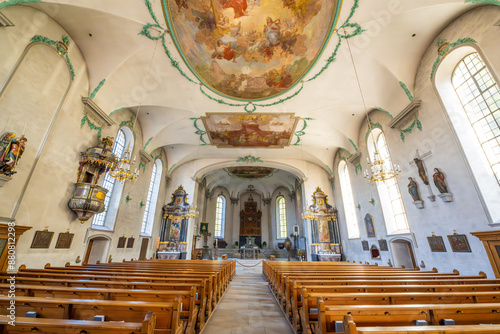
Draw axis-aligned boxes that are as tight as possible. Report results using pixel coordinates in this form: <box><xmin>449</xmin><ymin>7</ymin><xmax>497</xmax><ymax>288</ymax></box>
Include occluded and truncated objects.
<box><xmin>409</xmin><ymin>149</ymin><xmax>435</xmax><ymax>202</ymax></box>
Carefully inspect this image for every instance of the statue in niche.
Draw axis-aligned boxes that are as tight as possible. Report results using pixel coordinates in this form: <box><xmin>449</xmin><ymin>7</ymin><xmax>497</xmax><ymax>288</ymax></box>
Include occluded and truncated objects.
<box><xmin>414</xmin><ymin>158</ymin><xmax>429</xmax><ymax>185</ymax></box>
<box><xmin>433</xmin><ymin>168</ymin><xmax>448</xmax><ymax>194</ymax></box>
<box><xmin>0</xmin><ymin>132</ymin><xmax>28</xmax><ymax>176</ymax></box>
<box><xmin>407</xmin><ymin>177</ymin><xmax>421</xmax><ymax>201</ymax></box>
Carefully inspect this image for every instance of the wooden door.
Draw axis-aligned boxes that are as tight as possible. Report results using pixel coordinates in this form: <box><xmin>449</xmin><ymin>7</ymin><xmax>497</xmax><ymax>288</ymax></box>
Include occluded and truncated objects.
<box><xmin>139</xmin><ymin>238</ymin><xmax>149</xmax><ymax>260</ymax></box>
<box><xmin>83</xmin><ymin>239</ymin><xmax>94</xmax><ymax>265</ymax></box>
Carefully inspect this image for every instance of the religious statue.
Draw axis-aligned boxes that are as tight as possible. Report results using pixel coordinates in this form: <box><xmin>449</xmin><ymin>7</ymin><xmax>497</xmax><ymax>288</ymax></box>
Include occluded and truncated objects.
<box><xmin>433</xmin><ymin>168</ymin><xmax>448</xmax><ymax>193</ymax></box>
<box><xmin>414</xmin><ymin>158</ymin><xmax>429</xmax><ymax>185</ymax></box>
<box><xmin>0</xmin><ymin>132</ymin><xmax>28</xmax><ymax>177</ymax></box>
<box><xmin>407</xmin><ymin>177</ymin><xmax>421</xmax><ymax>201</ymax></box>
<box><xmin>433</xmin><ymin>168</ymin><xmax>448</xmax><ymax>194</ymax></box>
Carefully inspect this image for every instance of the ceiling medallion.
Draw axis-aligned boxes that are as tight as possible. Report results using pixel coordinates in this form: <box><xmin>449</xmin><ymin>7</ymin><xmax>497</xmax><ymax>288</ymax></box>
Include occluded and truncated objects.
<box><xmin>162</xmin><ymin>0</ymin><xmax>342</xmax><ymax>101</ymax></box>
<box><xmin>225</xmin><ymin>167</ymin><xmax>276</xmax><ymax>179</ymax></box>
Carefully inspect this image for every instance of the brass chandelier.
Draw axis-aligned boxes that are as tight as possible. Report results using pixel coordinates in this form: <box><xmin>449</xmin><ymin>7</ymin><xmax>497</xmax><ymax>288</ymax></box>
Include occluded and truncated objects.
<box><xmin>363</xmin><ymin>151</ymin><xmax>402</xmax><ymax>184</ymax></box>
<box><xmin>109</xmin><ymin>147</ymin><xmax>138</xmax><ymax>183</ymax></box>
<box><xmin>344</xmin><ymin>28</ymin><xmax>401</xmax><ymax>185</ymax></box>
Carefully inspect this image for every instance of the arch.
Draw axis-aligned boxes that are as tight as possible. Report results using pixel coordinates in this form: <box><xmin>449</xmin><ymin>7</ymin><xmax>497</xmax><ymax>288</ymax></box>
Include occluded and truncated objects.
<box><xmin>214</xmin><ymin>194</ymin><xmax>226</xmax><ymax>238</ymax></box>
<box><xmin>83</xmin><ymin>235</ymin><xmax>111</xmax><ymax>265</ymax></box>
<box><xmin>367</xmin><ymin>128</ymin><xmax>410</xmax><ymax>235</ymax></box>
<box><xmin>141</xmin><ymin>158</ymin><xmax>163</xmax><ymax>236</ymax></box>
<box><xmin>435</xmin><ymin>45</ymin><xmax>500</xmax><ymax>224</ymax></box>
<box><xmin>389</xmin><ymin>237</ymin><xmax>417</xmax><ymax>269</ymax></box>
<box><xmin>338</xmin><ymin>160</ymin><xmax>360</xmax><ymax>239</ymax></box>
<box><xmin>0</xmin><ymin>41</ymin><xmax>73</xmax><ymax>219</ymax></box>
<box><xmin>92</xmin><ymin>126</ymin><xmax>134</xmax><ymax>230</ymax></box>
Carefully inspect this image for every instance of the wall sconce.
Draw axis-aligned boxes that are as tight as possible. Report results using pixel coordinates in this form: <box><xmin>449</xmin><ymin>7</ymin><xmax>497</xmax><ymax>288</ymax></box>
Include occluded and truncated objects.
<box><xmin>125</xmin><ymin>194</ymin><xmax>132</xmax><ymax>203</ymax></box>
<box><xmin>139</xmin><ymin>200</ymin><xmax>144</xmax><ymax>208</ymax></box>
<box><xmin>368</xmin><ymin>197</ymin><xmax>375</xmax><ymax>206</ymax></box>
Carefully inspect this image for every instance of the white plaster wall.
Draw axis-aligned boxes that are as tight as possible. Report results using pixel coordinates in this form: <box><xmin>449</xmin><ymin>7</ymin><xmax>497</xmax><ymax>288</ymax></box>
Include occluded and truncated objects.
<box><xmin>334</xmin><ymin>6</ymin><xmax>500</xmax><ymax>277</ymax></box>
<box><xmin>0</xmin><ymin>7</ymin><xmax>167</xmax><ymax>269</ymax></box>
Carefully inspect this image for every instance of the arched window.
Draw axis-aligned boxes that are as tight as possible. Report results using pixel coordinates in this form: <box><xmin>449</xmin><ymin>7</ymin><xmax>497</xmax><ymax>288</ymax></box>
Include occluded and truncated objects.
<box><xmin>277</xmin><ymin>196</ymin><xmax>287</xmax><ymax>239</ymax></box>
<box><xmin>452</xmin><ymin>53</ymin><xmax>500</xmax><ymax>184</ymax></box>
<box><xmin>338</xmin><ymin>160</ymin><xmax>360</xmax><ymax>238</ymax></box>
<box><xmin>436</xmin><ymin>48</ymin><xmax>500</xmax><ymax>224</ymax></box>
<box><xmin>92</xmin><ymin>127</ymin><xmax>134</xmax><ymax>229</ymax></box>
<box><xmin>214</xmin><ymin>195</ymin><xmax>226</xmax><ymax>238</ymax></box>
<box><xmin>367</xmin><ymin>128</ymin><xmax>410</xmax><ymax>234</ymax></box>
<box><xmin>141</xmin><ymin>159</ymin><xmax>162</xmax><ymax>236</ymax></box>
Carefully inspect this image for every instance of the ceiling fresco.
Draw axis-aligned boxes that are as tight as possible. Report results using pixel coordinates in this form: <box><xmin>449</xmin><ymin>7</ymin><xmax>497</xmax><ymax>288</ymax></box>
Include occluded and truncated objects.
<box><xmin>201</xmin><ymin>113</ymin><xmax>299</xmax><ymax>148</ymax></box>
<box><xmin>163</xmin><ymin>0</ymin><xmax>341</xmax><ymax>100</ymax></box>
<box><xmin>225</xmin><ymin>167</ymin><xmax>276</xmax><ymax>179</ymax></box>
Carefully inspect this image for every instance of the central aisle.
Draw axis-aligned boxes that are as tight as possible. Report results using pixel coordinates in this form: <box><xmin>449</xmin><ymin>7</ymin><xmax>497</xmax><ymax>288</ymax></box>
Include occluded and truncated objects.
<box><xmin>202</xmin><ymin>260</ymin><xmax>294</xmax><ymax>334</ymax></box>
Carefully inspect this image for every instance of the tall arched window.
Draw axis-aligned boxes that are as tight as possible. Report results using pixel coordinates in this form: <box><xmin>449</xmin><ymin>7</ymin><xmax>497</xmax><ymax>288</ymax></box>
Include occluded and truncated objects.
<box><xmin>452</xmin><ymin>53</ymin><xmax>500</xmax><ymax>184</ymax></box>
<box><xmin>277</xmin><ymin>196</ymin><xmax>287</xmax><ymax>239</ymax></box>
<box><xmin>214</xmin><ymin>195</ymin><xmax>226</xmax><ymax>238</ymax></box>
<box><xmin>338</xmin><ymin>160</ymin><xmax>360</xmax><ymax>238</ymax></box>
<box><xmin>367</xmin><ymin>128</ymin><xmax>410</xmax><ymax>234</ymax></box>
<box><xmin>92</xmin><ymin>127</ymin><xmax>134</xmax><ymax>229</ymax></box>
<box><xmin>436</xmin><ymin>48</ymin><xmax>500</xmax><ymax>224</ymax></box>
<box><xmin>141</xmin><ymin>159</ymin><xmax>162</xmax><ymax>236</ymax></box>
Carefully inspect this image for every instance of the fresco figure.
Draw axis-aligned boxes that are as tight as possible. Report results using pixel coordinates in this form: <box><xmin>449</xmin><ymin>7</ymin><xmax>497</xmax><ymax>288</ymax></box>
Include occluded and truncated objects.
<box><xmin>407</xmin><ymin>177</ymin><xmax>420</xmax><ymax>201</ymax></box>
<box><xmin>264</xmin><ymin>17</ymin><xmax>281</xmax><ymax>47</ymax></box>
<box><xmin>213</xmin><ymin>40</ymin><xmax>241</xmax><ymax>62</ymax></box>
<box><xmin>0</xmin><ymin>134</ymin><xmax>27</xmax><ymax>176</ymax></box>
<box><xmin>222</xmin><ymin>0</ymin><xmax>247</xmax><ymax>19</ymax></box>
<box><xmin>433</xmin><ymin>168</ymin><xmax>448</xmax><ymax>193</ymax></box>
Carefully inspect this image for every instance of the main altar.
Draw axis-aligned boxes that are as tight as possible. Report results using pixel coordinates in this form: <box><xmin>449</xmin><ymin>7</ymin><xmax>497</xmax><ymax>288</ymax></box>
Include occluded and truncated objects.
<box><xmin>239</xmin><ymin>196</ymin><xmax>262</xmax><ymax>247</ymax></box>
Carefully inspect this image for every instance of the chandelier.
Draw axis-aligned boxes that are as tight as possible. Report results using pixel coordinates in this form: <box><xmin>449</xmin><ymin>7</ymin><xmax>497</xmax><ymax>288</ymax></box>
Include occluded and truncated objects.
<box><xmin>364</xmin><ymin>151</ymin><xmax>402</xmax><ymax>184</ymax></box>
<box><xmin>109</xmin><ymin>147</ymin><xmax>139</xmax><ymax>183</ymax></box>
<box><xmin>343</xmin><ymin>27</ymin><xmax>402</xmax><ymax>185</ymax></box>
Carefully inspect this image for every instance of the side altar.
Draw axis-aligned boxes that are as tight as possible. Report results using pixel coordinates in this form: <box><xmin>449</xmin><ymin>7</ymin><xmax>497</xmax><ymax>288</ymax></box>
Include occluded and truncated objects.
<box><xmin>303</xmin><ymin>187</ymin><xmax>342</xmax><ymax>261</ymax></box>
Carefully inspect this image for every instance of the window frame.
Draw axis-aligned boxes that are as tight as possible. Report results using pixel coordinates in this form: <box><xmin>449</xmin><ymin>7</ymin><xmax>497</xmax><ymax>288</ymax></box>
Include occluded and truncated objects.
<box><xmin>214</xmin><ymin>194</ymin><xmax>226</xmax><ymax>239</ymax></box>
<box><xmin>276</xmin><ymin>195</ymin><xmax>287</xmax><ymax>239</ymax></box>
<box><xmin>367</xmin><ymin>128</ymin><xmax>410</xmax><ymax>235</ymax></box>
<box><xmin>92</xmin><ymin>126</ymin><xmax>134</xmax><ymax>231</ymax></box>
<box><xmin>338</xmin><ymin>160</ymin><xmax>360</xmax><ymax>239</ymax></box>
<box><xmin>141</xmin><ymin>159</ymin><xmax>163</xmax><ymax>236</ymax></box>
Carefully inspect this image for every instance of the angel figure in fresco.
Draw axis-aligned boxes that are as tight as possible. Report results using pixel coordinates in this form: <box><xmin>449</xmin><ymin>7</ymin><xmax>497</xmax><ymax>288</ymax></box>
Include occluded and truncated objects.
<box><xmin>174</xmin><ymin>0</ymin><xmax>188</xmax><ymax>12</ymax></box>
<box><xmin>212</xmin><ymin>40</ymin><xmax>241</xmax><ymax>62</ymax></box>
<box><xmin>0</xmin><ymin>133</ymin><xmax>27</xmax><ymax>176</ymax></box>
<box><xmin>264</xmin><ymin>17</ymin><xmax>281</xmax><ymax>47</ymax></box>
<box><xmin>433</xmin><ymin>168</ymin><xmax>449</xmax><ymax>194</ymax></box>
<box><xmin>407</xmin><ymin>177</ymin><xmax>421</xmax><ymax>201</ymax></box>
<box><xmin>192</xmin><ymin>6</ymin><xmax>216</xmax><ymax>32</ymax></box>
<box><xmin>221</xmin><ymin>0</ymin><xmax>247</xmax><ymax>19</ymax></box>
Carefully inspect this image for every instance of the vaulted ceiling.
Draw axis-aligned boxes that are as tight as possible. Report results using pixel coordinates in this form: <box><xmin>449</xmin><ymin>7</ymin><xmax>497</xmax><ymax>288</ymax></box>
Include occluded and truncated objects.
<box><xmin>25</xmin><ymin>0</ymin><xmax>479</xmax><ymax>172</ymax></box>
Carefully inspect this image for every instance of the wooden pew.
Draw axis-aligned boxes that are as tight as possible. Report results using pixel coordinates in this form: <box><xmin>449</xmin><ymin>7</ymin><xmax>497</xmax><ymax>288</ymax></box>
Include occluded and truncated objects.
<box><xmin>316</xmin><ymin>299</ymin><xmax>500</xmax><ymax>334</ymax></box>
<box><xmin>0</xmin><ymin>284</ymin><xmax>199</xmax><ymax>333</ymax></box>
<box><xmin>0</xmin><ymin>312</ymin><xmax>156</xmax><ymax>334</ymax></box>
<box><xmin>0</xmin><ymin>276</ymin><xmax>210</xmax><ymax>325</ymax></box>
<box><xmin>287</xmin><ymin>283</ymin><xmax>500</xmax><ymax>330</ymax></box>
<box><xmin>0</xmin><ymin>296</ymin><xmax>184</xmax><ymax>334</ymax></box>
<box><xmin>300</xmin><ymin>290</ymin><xmax>500</xmax><ymax>333</ymax></box>
<box><xmin>15</xmin><ymin>270</ymin><xmax>220</xmax><ymax>306</ymax></box>
<box><xmin>282</xmin><ymin>277</ymin><xmax>499</xmax><ymax>316</ymax></box>
<box><xmin>342</xmin><ymin>314</ymin><xmax>500</xmax><ymax>334</ymax></box>
<box><xmin>3</xmin><ymin>274</ymin><xmax>214</xmax><ymax>317</ymax></box>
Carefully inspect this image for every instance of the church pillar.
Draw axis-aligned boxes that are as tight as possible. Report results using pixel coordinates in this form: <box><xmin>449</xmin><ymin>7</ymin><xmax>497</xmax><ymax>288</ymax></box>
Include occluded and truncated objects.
<box><xmin>232</xmin><ymin>200</ymin><xmax>240</xmax><ymax>246</ymax></box>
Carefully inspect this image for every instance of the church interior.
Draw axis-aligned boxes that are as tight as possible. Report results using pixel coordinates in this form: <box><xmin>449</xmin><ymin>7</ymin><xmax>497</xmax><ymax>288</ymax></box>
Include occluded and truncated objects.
<box><xmin>1</xmin><ymin>0</ymin><xmax>500</xmax><ymax>333</ymax></box>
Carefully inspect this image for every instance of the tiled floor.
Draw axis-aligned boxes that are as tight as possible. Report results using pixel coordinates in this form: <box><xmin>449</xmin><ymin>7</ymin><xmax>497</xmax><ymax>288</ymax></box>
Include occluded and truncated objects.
<box><xmin>202</xmin><ymin>260</ymin><xmax>294</xmax><ymax>334</ymax></box>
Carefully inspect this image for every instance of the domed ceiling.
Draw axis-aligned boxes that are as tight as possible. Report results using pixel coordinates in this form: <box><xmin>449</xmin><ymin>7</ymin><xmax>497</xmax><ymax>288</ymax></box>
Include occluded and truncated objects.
<box><xmin>163</xmin><ymin>0</ymin><xmax>341</xmax><ymax>100</ymax></box>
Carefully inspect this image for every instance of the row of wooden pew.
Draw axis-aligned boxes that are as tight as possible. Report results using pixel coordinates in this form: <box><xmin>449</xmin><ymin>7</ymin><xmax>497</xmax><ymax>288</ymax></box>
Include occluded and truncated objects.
<box><xmin>263</xmin><ymin>260</ymin><xmax>500</xmax><ymax>334</ymax></box>
<box><xmin>0</xmin><ymin>259</ymin><xmax>235</xmax><ymax>333</ymax></box>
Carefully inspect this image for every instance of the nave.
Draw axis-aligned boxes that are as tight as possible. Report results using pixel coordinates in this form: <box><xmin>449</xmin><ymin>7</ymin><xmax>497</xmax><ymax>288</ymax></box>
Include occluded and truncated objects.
<box><xmin>203</xmin><ymin>260</ymin><xmax>293</xmax><ymax>334</ymax></box>
<box><xmin>2</xmin><ymin>259</ymin><xmax>500</xmax><ymax>333</ymax></box>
